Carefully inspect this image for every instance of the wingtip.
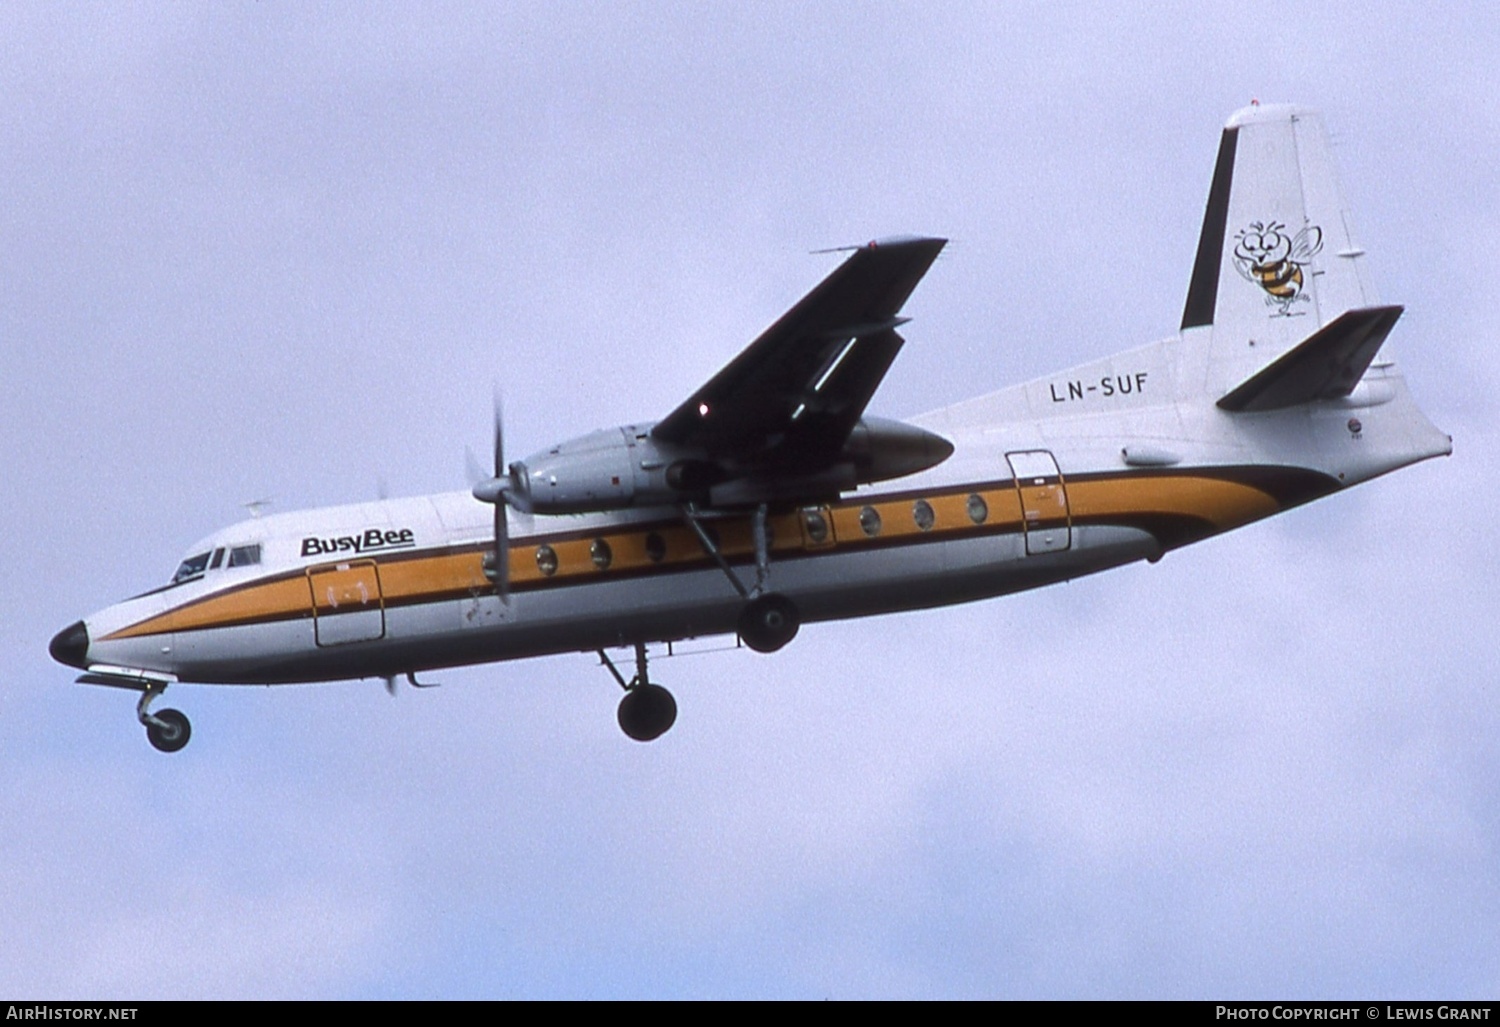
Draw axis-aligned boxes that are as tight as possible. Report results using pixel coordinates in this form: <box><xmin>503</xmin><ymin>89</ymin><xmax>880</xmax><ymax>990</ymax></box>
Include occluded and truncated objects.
<box><xmin>864</xmin><ymin>234</ymin><xmax>947</xmax><ymax>250</ymax></box>
<box><xmin>812</xmin><ymin>235</ymin><xmax>947</xmax><ymax>255</ymax></box>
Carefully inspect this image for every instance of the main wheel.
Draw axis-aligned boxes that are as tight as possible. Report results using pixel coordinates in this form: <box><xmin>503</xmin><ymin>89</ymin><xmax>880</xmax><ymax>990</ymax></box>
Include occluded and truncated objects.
<box><xmin>737</xmin><ymin>593</ymin><xmax>800</xmax><ymax>653</ymax></box>
<box><xmin>146</xmin><ymin>708</ymin><xmax>191</xmax><ymax>753</ymax></box>
<box><xmin>617</xmin><ymin>683</ymin><xmax>677</xmax><ymax>742</ymax></box>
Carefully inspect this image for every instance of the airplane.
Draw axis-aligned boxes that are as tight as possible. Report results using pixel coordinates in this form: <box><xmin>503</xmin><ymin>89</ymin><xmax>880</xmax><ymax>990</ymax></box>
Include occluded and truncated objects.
<box><xmin>50</xmin><ymin>103</ymin><xmax>1451</xmax><ymax>752</ymax></box>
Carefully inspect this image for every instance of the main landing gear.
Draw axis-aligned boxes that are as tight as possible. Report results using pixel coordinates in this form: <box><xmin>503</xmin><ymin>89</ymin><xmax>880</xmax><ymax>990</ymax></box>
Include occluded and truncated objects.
<box><xmin>599</xmin><ymin>643</ymin><xmax>677</xmax><ymax>742</ymax></box>
<box><xmin>599</xmin><ymin>505</ymin><xmax>802</xmax><ymax>742</ymax></box>
<box><xmin>680</xmin><ymin>502</ymin><xmax>801</xmax><ymax>654</ymax></box>
<box><xmin>138</xmin><ymin>683</ymin><xmax>191</xmax><ymax>753</ymax></box>
<box><xmin>737</xmin><ymin>593</ymin><xmax>799</xmax><ymax>653</ymax></box>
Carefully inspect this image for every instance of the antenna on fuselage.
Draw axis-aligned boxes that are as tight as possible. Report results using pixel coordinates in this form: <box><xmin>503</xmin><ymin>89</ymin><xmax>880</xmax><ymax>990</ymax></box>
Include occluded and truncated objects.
<box><xmin>243</xmin><ymin>498</ymin><xmax>275</xmax><ymax>518</ymax></box>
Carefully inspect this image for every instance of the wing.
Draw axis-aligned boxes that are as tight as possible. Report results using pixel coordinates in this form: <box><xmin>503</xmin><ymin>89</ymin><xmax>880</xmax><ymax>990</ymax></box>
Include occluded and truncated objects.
<box><xmin>651</xmin><ymin>236</ymin><xmax>946</xmax><ymax>471</ymax></box>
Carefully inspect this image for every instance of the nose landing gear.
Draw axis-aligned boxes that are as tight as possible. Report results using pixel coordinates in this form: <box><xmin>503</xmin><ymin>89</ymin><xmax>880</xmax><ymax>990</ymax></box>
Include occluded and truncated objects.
<box><xmin>137</xmin><ymin>683</ymin><xmax>191</xmax><ymax>753</ymax></box>
<box><xmin>144</xmin><ymin>707</ymin><xmax>191</xmax><ymax>753</ymax></box>
<box><xmin>74</xmin><ymin>669</ymin><xmax>194</xmax><ymax>754</ymax></box>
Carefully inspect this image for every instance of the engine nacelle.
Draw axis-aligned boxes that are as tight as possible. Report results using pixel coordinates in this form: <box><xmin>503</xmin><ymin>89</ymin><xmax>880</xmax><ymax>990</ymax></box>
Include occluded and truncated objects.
<box><xmin>843</xmin><ymin>416</ymin><xmax>954</xmax><ymax>482</ymax></box>
<box><xmin>705</xmin><ymin>419</ymin><xmax>953</xmax><ymax>506</ymax></box>
<box><xmin>511</xmin><ymin>417</ymin><xmax>952</xmax><ymax>515</ymax></box>
<box><xmin>512</xmin><ymin>427</ymin><xmax>680</xmax><ymax>514</ymax></box>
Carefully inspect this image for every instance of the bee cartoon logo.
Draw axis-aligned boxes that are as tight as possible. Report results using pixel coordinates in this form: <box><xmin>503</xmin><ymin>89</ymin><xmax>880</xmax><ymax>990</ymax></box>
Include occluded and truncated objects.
<box><xmin>1233</xmin><ymin>220</ymin><xmax>1323</xmax><ymax>317</ymax></box>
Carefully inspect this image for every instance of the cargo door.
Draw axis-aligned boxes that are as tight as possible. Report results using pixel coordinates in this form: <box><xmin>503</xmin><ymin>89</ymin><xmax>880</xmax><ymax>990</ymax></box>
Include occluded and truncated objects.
<box><xmin>1006</xmin><ymin>450</ymin><xmax>1071</xmax><ymax>554</ymax></box>
<box><xmin>308</xmin><ymin>560</ymin><xmax>386</xmax><ymax>646</ymax></box>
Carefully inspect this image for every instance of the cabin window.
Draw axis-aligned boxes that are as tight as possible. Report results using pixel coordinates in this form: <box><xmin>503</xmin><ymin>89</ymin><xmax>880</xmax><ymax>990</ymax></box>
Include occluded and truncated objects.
<box><xmin>208</xmin><ymin>548</ymin><xmax>225</xmax><ymax>570</ymax></box>
<box><xmin>859</xmin><ymin>506</ymin><xmax>882</xmax><ymax>537</ymax></box>
<box><xmin>590</xmin><ymin>538</ymin><xmax>613</xmax><ymax>570</ymax></box>
<box><xmin>913</xmin><ymin>499</ymin><xmax>935</xmax><ymax>532</ymax></box>
<box><xmin>966</xmin><ymin>494</ymin><xmax>988</xmax><ymax>525</ymax></box>
<box><xmin>535</xmin><ymin>545</ymin><xmax>559</xmax><ymax>576</ymax></box>
<box><xmin>802</xmin><ymin>510</ymin><xmax>829</xmax><ymax>544</ymax></box>
<box><xmin>644</xmin><ymin>532</ymin><xmax>666</xmax><ymax>563</ymax></box>
<box><xmin>228</xmin><ymin>544</ymin><xmax>263</xmax><ymax>568</ymax></box>
<box><xmin>171</xmin><ymin>552</ymin><xmax>211</xmax><ymax>584</ymax></box>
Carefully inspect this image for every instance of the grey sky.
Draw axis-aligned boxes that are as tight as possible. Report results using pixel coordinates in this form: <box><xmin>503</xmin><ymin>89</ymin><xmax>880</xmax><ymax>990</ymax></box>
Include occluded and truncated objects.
<box><xmin>3</xmin><ymin>2</ymin><xmax>1496</xmax><ymax>998</ymax></box>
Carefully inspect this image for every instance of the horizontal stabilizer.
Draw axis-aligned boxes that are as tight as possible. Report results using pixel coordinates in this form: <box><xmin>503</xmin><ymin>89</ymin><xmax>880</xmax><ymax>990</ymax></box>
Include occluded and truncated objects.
<box><xmin>1217</xmin><ymin>305</ymin><xmax>1403</xmax><ymax>412</ymax></box>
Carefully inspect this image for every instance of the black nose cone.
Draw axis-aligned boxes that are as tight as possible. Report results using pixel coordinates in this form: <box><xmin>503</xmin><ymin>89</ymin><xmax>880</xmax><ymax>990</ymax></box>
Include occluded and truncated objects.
<box><xmin>49</xmin><ymin>620</ymin><xmax>89</xmax><ymax>669</ymax></box>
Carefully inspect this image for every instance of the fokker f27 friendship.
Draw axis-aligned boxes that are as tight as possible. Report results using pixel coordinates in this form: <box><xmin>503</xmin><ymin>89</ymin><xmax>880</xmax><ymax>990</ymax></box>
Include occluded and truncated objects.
<box><xmin>51</xmin><ymin>104</ymin><xmax>1450</xmax><ymax>751</ymax></box>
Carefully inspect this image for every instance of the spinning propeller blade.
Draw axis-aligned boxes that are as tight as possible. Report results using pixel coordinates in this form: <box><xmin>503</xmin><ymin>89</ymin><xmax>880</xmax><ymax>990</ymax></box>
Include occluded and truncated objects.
<box><xmin>469</xmin><ymin>392</ymin><xmax>513</xmax><ymax>602</ymax></box>
<box><xmin>492</xmin><ymin>394</ymin><xmax>509</xmax><ymax>602</ymax></box>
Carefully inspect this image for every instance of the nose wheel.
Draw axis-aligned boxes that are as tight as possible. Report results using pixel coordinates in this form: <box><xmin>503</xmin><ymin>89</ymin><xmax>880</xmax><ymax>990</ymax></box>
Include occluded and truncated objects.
<box><xmin>145</xmin><ymin>708</ymin><xmax>192</xmax><ymax>753</ymax></box>
<box><xmin>137</xmin><ymin>683</ymin><xmax>191</xmax><ymax>753</ymax></box>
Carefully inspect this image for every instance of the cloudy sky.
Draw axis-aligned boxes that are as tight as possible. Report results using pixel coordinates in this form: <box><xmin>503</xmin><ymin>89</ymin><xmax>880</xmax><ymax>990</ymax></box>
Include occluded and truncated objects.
<box><xmin>3</xmin><ymin>2</ymin><xmax>1496</xmax><ymax>999</ymax></box>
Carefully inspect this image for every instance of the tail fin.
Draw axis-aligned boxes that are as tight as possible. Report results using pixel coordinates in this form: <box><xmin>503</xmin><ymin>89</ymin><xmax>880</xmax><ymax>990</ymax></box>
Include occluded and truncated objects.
<box><xmin>1181</xmin><ymin>104</ymin><xmax>1380</xmax><ymax>397</ymax></box>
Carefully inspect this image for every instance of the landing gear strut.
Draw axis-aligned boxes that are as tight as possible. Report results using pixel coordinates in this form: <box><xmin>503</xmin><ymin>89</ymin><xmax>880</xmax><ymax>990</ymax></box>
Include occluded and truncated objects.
<box><xmin>680</xmin><ymin>502</ymin><xmax>802</xmax><ymax>654</ymax></box>
<box><xmin>137</xmin><ymin>683</ymin><xmax>191</xmax><ymax>753</ymax></box>
<box><xmin>599</xmin><ymin>643</ymin><xmax>677</xmax><ymax>742</ymax></box>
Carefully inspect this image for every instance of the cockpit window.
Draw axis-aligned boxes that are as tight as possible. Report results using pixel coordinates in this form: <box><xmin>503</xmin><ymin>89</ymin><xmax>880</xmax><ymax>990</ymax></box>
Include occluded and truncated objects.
<box><xmin>208</xmin><ymin>548</ymin><xmax>225</xmax><ymax>570</ymax></box>
<box><xmin>227</xmin><ymin>544</ymin><xmax>262</xmax><ymax>568</ymax></box>
<box><xmin>171</xmin><ymin>552</ymin><xmax>211</xmax><ymax>585</ymax></box>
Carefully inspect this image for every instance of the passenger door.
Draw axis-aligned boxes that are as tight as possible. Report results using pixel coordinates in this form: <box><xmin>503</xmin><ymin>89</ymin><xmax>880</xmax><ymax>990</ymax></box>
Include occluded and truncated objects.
<box><xmin>307</xmin><ymin>560</ymin><xmax>386</xmax><ymax>646</ymax></box>
<box><xmin>1005</xmin><ymin>450</ymin><xmax>1072</xmax><ymax>555</ymax></box>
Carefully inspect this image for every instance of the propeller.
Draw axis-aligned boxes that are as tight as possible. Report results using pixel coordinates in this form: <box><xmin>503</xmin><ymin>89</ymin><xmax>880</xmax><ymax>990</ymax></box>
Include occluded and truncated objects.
<box><xmin>471</xmin><ymin>393</ymin><xmax>518</xmax><ymax>602</ymax></box>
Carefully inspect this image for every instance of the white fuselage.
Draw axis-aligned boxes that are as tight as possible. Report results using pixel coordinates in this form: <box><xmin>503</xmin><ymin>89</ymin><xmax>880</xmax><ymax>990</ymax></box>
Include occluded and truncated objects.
<box><xmin>72</xmin><ymin>338</ymin><xmax>1449</xmax><ymax>688</ymax></box>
